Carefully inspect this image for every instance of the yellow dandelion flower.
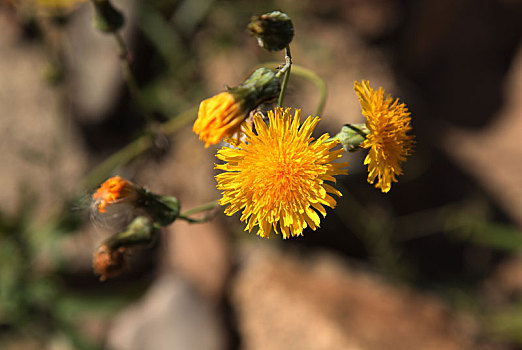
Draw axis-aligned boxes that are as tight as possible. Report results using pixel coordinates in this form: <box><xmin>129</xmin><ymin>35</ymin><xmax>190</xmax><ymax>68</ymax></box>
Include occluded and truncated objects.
<box><xmin>193</xmin><ymin>92</ymin><xmax>245</xmax><ymax>148</ymax></box>
<box><xmin>215</xmin><ymin>108</ymin><xmax>348</xmax><ymax>239</ymax></box>
<box><xmin>92</xmin><ymin>176</ymin><xmax>141</xmax><ymax>213</ymax></box>
<box><xmin>354</xmin><ymin>80</ymin><xmax>415</xmax><ymax>193</ymax></box>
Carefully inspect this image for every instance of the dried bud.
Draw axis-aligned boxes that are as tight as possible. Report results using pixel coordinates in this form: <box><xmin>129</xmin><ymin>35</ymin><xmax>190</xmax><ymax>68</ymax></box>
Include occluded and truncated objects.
<box><xmin>91</xmin><ymin>176</ymin><xmax>180</xmax><ymax>229</ymax></box>
<box><xmin>92</xmin><ymin>176</ymin><xmax>142</xmax><ymax>214</ymax></box>
<box><xmin>93</xmin><ymin>244</ymin><xmax>127</xmax><ymax>281</ymax></box>
<box><xmin>248</xmin><ymin>11</ymin><xmax>294</xmax><ymax>51</ymax></box>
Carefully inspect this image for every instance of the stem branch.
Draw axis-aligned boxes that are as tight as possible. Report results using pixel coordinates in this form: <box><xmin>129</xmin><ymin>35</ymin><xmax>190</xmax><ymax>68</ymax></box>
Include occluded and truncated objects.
<box><xmin>277</xmin><ymin>46</ymin><xmax>292</xmax><ymax>107</ymax></box>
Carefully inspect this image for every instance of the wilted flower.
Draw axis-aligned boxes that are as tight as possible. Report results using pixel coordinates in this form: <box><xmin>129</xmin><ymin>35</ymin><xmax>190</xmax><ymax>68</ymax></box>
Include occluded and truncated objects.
<box><xmin>92</xmin><ymin>175</ymin><xmax>142</xmax><ymax>214</ymax></box>
<box><xmin>354</xmin><ymin>80</ymin><xmax>415</xmax><ymax>192</ymax></box>
<box><xmin>215</xmin><ymin>108</ymin><xmax>348</xmax><ymax>239</ymax></box>
<box><xmin>93</xmin><ymin>244</ymin><xmax>128</xmax><ymax>281</ymax></box>
<box><xmin>91</xmin><ymin>176</ymin><xmax>180</xmax><ymax>230</ymax></box>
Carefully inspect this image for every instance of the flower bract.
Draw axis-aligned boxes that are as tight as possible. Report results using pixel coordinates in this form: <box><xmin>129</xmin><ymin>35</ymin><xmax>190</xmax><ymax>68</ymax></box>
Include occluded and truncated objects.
<box><xmin>215</xmin><ymin>108</ymin><xmax>348</xmax><ymax>239</ymax></box>
<box><xmin>354</xmin><ymin>80</ymin><xmax>415</xmax><ymax>193</ymax></box>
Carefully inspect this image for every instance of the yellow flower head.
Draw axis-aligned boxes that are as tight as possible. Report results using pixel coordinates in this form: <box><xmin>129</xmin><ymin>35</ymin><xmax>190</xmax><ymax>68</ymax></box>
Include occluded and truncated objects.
<box><xmin>215</xmin><ymin>108</ymin><xmax>348</xmax><ymax>239</ymax></box>
<box><xmin>193</xmin><ymin>92</ymin><xmax>245</xmax><ymax>148</ymax></box>
<box><xmin>92</xmin><ymin>176</ymin><xmax>141</xmax><ymax>214</ymax></box>
<box><xmin>36</xmin><ymin>0</ymin><xmax>85</xmax><ymax>8</ymax></box>
<box><xmin>354</xmin><ymin>80</ymin><xmax>415</xmax><ymax>193</ymax></box>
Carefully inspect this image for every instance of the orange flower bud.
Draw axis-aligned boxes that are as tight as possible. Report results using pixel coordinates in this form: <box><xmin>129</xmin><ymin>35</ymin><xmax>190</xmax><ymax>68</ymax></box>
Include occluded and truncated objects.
<box><xmin>92</xmin><ymin>176</ymin><xmax>141</xmax><ymax>214</ymax></box>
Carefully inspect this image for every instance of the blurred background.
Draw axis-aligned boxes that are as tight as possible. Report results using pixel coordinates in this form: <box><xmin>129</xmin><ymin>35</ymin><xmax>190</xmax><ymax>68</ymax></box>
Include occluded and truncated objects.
<box><xmin>1</xmin><ymin>0</ymin><xmax>522</xmax><ymax>349</ymax></box>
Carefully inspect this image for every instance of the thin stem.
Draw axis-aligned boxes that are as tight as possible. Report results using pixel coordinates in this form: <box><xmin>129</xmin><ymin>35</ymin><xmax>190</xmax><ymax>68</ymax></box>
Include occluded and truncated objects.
<box><xmin>259</xmin><ymin>62</ymin><xmax>326</xmax><ymax>116</ymax></box>
<box><xmin>277</xmin><ymin>46</ymin><xmax>292</xmax><ymax>107</ymax></box>
<box><xmin>178</xmin><ymin>215</ymin><xmax>211</xmax><ymax>224</ymax></box>
<box><xmin>83</xmin><ymin>106</ymin><xmax>197</xmax><ymax>188</ymax></box>
<box><xmin>345</xmin><ymin>123</ymin><xmax>369</xmax><ymax>138</ymax></box>
<box><xmin>335</xmin><ymin>184</ymin><xmax>404</xmax><ymax>278</ymax></box>
<box><xmin>178</xmin><ymin>200</ymin><xmax>220</xmax><ymax>224</ymax></box>
<box><xmin>180</xmin><ymin>200</ymin><xmax>219</xmax><ymax>217</ymax></box>
<box><xmin>112</xmin><ymin>32</ymin><xmax>155</xmax><ymax>126</ymax></box>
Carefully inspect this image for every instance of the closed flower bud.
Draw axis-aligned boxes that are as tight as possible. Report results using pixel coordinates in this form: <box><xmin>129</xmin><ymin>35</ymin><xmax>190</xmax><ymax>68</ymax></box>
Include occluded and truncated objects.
<box><xmin>334</xmin><ymin>124</ymin><xmax>369</xmax><ymax>152</ymax></box>
<box><xmin>248</xmin><ymin>11</ymin><xmax>294</xmax><ymax>51</ymax></box>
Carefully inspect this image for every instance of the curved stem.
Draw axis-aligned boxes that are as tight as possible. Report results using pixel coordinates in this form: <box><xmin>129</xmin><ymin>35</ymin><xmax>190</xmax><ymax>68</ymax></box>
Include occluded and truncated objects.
<box><xmin>259</xmin><ymin>62</ymin><xmax>327</xmax><ymax>116</ymax></box>
<box><xmin>83</xmin><ymin>106</ymin><xmax>197</xmax><ymax>188</ymax></box>
<box><xmin>277</xmin><ymin>46</ymin><xmax>292</xmax><ymax>107</ymax></box>
<box><xmin>180</xmin><ymin>200</ymin><xmax>219</xmax><ymax>217</ymax></box>
<box><xmin>178</xmin><ymin>200</ymin><xmax>220</xmax><ymax>224</ymax></box>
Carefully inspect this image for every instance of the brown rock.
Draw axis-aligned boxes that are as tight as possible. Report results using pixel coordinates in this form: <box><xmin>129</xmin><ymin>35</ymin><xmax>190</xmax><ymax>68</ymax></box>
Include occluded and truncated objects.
<box><xmin>232</xmin><ymin>245</ymin><xmax>478</xmax><ymax>350</ymax></box>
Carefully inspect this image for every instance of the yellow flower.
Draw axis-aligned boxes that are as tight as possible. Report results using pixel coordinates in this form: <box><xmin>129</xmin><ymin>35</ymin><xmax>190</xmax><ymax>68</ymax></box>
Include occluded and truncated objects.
<box><xmin>92</xmin><ymin>176</ymin><xmax>141</xmax><ymax>213</ymax></box>
<box><xmin>215</xmin><ymin>108</ymin><xmax>348</xmax><ymax>239</ymax></box>
<box><xmin>354</xmin><ymin>80</ymin><xmax>415</xmax><ymax>193</ymax></box>
<box><xmin>193</xmin><ymin>92</ymin><xmax>245</xmax><ymax>148</ymax></box>
<box><xmin>36</xmin><ymin>0</ymin><xmax>85</xmax><ymax>8</ymax></box>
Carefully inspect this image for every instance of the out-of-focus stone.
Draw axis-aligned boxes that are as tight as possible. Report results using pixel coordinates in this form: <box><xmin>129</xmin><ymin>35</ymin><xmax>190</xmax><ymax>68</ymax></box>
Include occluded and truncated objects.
<box><xmin>168</xmin><ymin>220</ymin><xmax>230</xmax><ymax>301</ymax></box>
<box><xmin>0</xmin><ymin>11</ymin><xmax>87</xmax><ymax>219</ymax></box>
<box><xmin>137</xmin><ymin>126</ymin><xmax>231</xmax><ymax>301</ymax></box>
<box><xmin>64</xmin><ymin>1</ymin><xmax>135</xmax><ymax>122</ymax></box>
<box><xmin>483</xmin><ymin>254</ymin><xmax>522</xmax><ymax>306</ymax></box>
<box><xmin>232</xmin><ymin>245</ymin><xmax>477</xmax><ymax>350</ymax></box>
<box><xmin>107</xmin><ymin>274</ymin><xmax>225</xmax><ymax>350</ymax></box>
<box><xmin>444</xmin><ymin>45</ymin><xmax>522</xmax><ymax>227</ymax></box>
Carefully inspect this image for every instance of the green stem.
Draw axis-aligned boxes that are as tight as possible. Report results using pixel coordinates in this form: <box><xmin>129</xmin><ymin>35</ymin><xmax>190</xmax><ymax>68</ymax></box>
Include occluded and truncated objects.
<box><xmin>112</xmin><ymin>32</ymin><xmax>155</xmax><ymax>126</ymax></box>
<box><xmin>83</xmin><ymin>106</ymin><xmax>197</xmax><ymax>188</ymax></box>
<box><xmin>260</xmin><ymin>62</ymin><xmax>326</xmax><ymax>116</ymax></box>
<box><xmin>345</xmin><ymin>123</ymin><xmax>369</xmax><ymax>138</ymax></box>
<box><xmin>180</xmin><ymin>200</ymin><xmax>219</xmax><ymax>217</ymax></box>
<box><xmin>178</xmin><ymin>200</ymin><xmax>220</xmax><ymax>224</ymax></box>
<box><xmin>335</xmin><ymin>184</ymin><xmax>404</xmax><ymax>278</ymax></box>
<box><xmin>276</xmin><ymin>46</ymin><xmax>292</xmax><ymax>107</ymax></box>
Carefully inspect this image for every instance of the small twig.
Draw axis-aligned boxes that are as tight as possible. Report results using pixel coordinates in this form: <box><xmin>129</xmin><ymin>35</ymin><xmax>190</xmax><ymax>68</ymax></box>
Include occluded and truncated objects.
<box><xmin>276</xmin><ymin>46</ymin><xmax>292</xmax><ymax>107</ymax></box>
<box><xmin>112</xmin><ymin>32</ymin><xmax>155</xmax><ymax>126</ymax></box>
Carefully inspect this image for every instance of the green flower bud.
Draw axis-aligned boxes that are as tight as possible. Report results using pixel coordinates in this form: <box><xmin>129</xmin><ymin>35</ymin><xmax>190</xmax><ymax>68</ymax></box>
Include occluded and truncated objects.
<box><xmin>334</xmin><ymin>124</ymin><xmax>369</xmax><ymax>152</ymax></box>
<box><xmin>229</xmin><ymin>67</ymin><xmax>282</xmax><ymax>111</ymax></box>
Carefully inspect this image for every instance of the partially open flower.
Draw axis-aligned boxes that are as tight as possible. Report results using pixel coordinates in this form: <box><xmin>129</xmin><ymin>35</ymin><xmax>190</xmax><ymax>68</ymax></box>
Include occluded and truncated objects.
<box><xmin>193</xmin><ymin>68</ymin><xmax>281</xmax><ymax>147</ymax></box>
<box><xmin>354</xmin><ymin>80</ymin><xmax>415</xmax><ymax>192</ymax></box>
<box><xmin>193</xmin><ymin>92</ymin><xmax>244</xmax><ymax>147</ymax></box>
